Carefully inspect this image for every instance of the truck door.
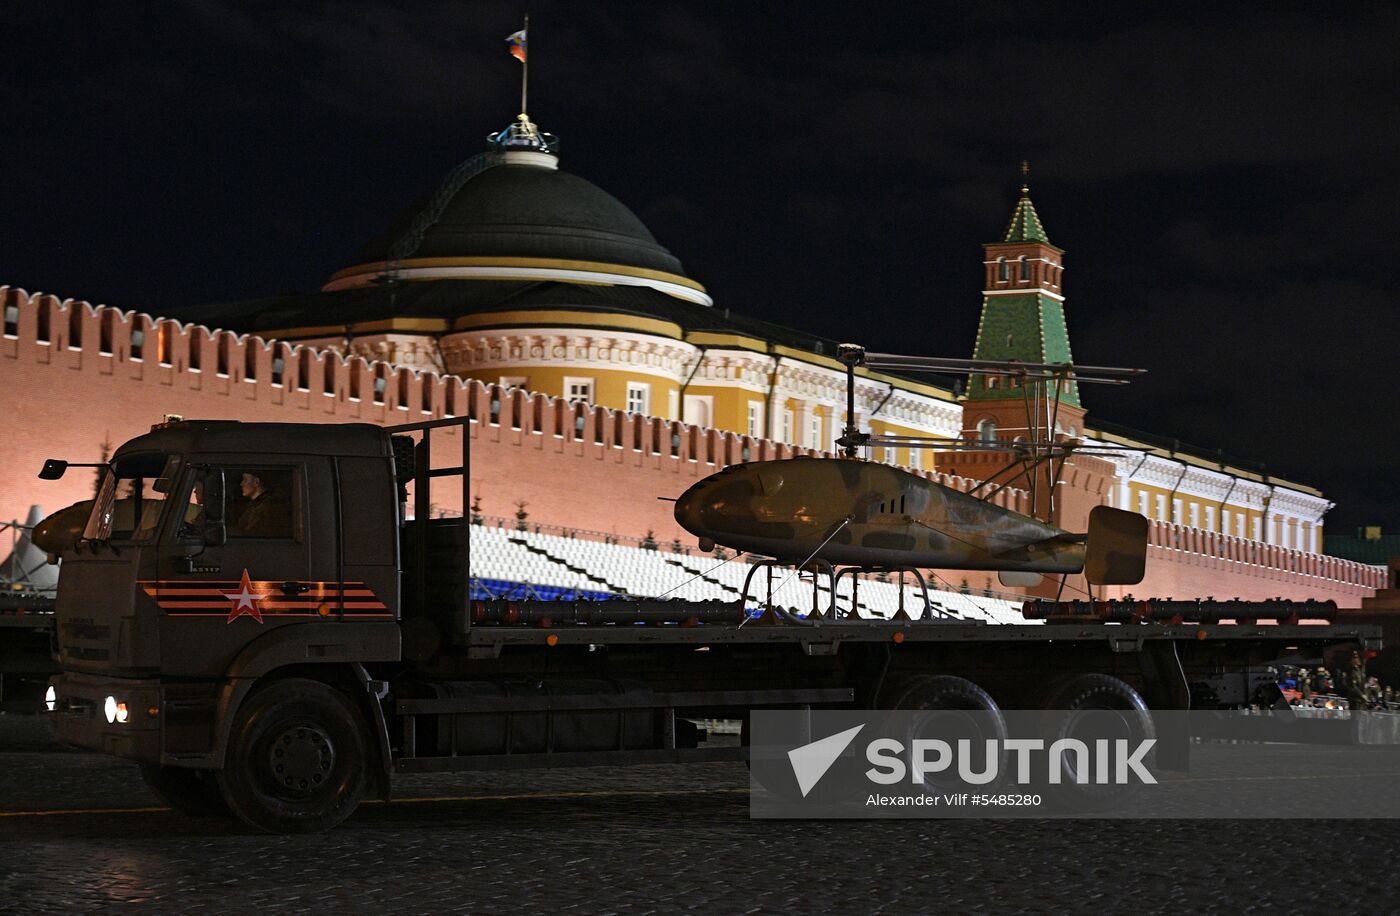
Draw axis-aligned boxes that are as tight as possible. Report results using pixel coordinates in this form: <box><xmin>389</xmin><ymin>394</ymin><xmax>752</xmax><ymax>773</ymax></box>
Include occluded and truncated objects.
<box><xmin>154</xmin><ymin>456</ymin><xmax>335</xmax><ymax>677</ymax></box>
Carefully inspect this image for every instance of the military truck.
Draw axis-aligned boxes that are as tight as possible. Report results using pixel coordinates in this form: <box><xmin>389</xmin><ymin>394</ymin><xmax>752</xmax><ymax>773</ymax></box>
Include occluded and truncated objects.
<box><xmin>42</xmin><ymin>416</ymin><xmax>1379</xmax><ymax>832</ymax></box>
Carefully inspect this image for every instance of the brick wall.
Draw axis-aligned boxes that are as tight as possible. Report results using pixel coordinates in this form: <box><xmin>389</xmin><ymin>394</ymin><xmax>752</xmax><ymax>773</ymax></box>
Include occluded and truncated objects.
<box><xmin>0</xmin><ymin>285</ymin><xmax>1382</xmax><ymax>605</ymax></box>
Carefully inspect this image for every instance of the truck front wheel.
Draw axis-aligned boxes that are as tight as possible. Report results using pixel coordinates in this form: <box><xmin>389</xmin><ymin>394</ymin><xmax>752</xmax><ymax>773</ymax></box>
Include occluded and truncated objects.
<box><xmin>218</xmin><ymin>678</ymin><xmax>370</xmax><ymax>834</ymax></box>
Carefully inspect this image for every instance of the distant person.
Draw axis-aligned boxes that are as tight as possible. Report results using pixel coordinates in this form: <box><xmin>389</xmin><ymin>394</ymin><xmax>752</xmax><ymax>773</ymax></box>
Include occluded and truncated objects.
<box><xmin>1341</xmin><ymin>651</ymin><xmax>1368</xmax><ymax>713</ymax></box>
<box><xmin>233</xmin><ymin>472</ymin><xmax>290</xmax><ymax>537</ymax></box>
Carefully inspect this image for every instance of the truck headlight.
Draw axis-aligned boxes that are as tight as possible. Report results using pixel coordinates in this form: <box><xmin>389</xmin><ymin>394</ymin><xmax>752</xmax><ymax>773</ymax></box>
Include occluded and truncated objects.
<box><xmin>104</xmin><ymin>695</ymin><xmax>118</xmax><ymax>724</ymax></box>
<box><xmin>45</xmin><ymin>685</ymin><xmax>56</xmax><ymax>712</ymax></box>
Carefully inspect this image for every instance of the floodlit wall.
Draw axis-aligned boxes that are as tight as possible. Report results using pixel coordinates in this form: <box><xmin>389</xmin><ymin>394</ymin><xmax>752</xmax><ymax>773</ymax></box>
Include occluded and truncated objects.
<box><xmin>0</xmin><ymin>286</ymin><xmax>1383</xmax><ymax>605</ymax></box>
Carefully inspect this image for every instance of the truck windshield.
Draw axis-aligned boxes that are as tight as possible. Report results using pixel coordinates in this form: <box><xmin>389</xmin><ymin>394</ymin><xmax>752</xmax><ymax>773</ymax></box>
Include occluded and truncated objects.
<box><xmin>84</xmin><ymin>453</ymin><xmax>182</xmax><ymax>542</ymax></box>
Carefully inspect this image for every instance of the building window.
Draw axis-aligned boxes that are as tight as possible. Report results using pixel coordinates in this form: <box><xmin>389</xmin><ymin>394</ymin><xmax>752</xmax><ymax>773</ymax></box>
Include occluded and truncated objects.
<box><xmin>1019</xmin><ymin>255</ymin><xmax>1030</xmax><ymax>281</ymax></box>
<box><xmin>977</xmin><ymin>418</ymin><xmax>997</xmax><ymax>445</ymax></box>
<box><xmin>781</xmin><ymin>409</ymin><xmax>793</xmax><ymax>444</ymax></box>
<box><xmin>683</xmin><ymin>395</ymin><xmax>711</xmax><ymax>428</ymax></box>
<box><xmin>908</xmin><ymin>448</ymin><xmax>921</xmax><ymax>470</ymax></box>
<box><xmin>1156</xmin><ymin>494</ymin><xmax>1166</xmax><ymax>521</ymax></box>
<box><xmin>1138</xmin><ymin>491</ymin><xmax>1149</xmax><ymax>516</ymax></box>
<box><xmin>746</xmin><ymin>402</ymin><xmax>763</xmax><ymax>439</ymax></box>
<box><xmin>997</xmin><ymin>257</ymin><xmax>1008</xmax><ymax>281</ymax></box>
<box><xmin>626</xmin><ymin>382</ymin><xmax>649</xmax><ymax>415</ymax></box>
<box><xmin>810</xmin><ymin>413</ymin><xmax>823</xmax><ymax>449</ymax></box>
<box><xmin>564</xmin><ymin>378</ymin><xmax>594</xmax><ymax>403</ymax></box>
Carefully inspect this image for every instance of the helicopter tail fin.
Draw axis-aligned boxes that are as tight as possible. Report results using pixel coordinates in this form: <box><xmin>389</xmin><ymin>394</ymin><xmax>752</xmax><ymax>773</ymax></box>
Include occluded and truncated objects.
<box><xmin>1083</xmin><ymin>505</ymin><xmax>1149</xmax><ymax>585</ymax></box>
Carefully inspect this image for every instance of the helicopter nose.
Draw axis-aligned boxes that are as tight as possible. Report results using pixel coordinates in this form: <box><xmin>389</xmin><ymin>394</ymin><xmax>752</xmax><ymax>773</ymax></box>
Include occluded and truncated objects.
<box><xmin>673</xmin><ymin>482</ymin><xmax>709</xmax><ymax>535</ymax></box>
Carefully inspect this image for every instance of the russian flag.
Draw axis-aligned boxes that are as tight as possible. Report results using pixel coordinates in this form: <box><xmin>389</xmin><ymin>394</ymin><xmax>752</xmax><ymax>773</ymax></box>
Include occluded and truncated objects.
<box><xmin>506</xmin><ymin>29</ymin><xmax>527</xmax><ymax>63</ymax></box>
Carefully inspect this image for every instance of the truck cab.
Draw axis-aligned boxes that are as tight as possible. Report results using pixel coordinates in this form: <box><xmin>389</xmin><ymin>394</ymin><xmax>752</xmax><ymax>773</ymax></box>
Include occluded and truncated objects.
<box><xmin>47</xmin><ymin>420</ymin><xmax>402</xmax><ymax>830</ymax></box>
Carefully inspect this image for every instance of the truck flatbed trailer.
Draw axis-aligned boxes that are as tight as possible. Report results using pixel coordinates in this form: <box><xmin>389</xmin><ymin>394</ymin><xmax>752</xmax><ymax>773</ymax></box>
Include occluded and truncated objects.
<box><xmin>41</xmin><ymin>414</ymin><xmax>1380</xmax><ymax>832</ymax></box>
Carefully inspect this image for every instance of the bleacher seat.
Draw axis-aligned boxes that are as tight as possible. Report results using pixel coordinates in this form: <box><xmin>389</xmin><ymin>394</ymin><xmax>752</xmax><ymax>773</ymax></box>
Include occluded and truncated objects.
<box><xmin>465</xmin><ymin>525</ymin><xmax>1031</xmax><ymax>625</ymax></box>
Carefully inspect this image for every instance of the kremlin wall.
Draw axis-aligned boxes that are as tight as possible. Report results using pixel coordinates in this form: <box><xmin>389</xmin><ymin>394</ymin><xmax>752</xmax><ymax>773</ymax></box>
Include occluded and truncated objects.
<box><xmin>0</xmin><ymin>113</ymin><xmax>1386</xmax><ymax>607</ymax></box>
<box><xmin>0</xmin><ymin>284</ymin><xmax>1382</xmax><ymax>605</ymax></box>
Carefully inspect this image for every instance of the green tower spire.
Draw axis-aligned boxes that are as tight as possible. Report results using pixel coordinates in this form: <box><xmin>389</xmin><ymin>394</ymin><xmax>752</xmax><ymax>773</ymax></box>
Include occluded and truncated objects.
<box><xmin>967</xmin><ymin>176</ymin><xmax>1080</xmax><ymax>410</ymax></box>
<box><xmin>1002</xmin><ymin>185</ymin><xmax>1050</xmax><ymax>243</ymax></box>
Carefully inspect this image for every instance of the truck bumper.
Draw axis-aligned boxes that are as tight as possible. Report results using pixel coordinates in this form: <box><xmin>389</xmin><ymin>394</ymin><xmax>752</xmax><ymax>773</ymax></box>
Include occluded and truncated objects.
<box><xmin>49</xmin><ymin>672</ymin><xmax>163</xmax><ymax>764</ymax></box>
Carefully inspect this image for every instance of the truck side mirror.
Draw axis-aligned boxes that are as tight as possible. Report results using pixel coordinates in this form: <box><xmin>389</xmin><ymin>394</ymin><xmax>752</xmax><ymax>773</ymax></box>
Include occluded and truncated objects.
<box><xmin>203</xmin><ymin>469</ymin><xmax>227</xmax><ymax>547</ymax></box>
<box><xmin>38</xmin><ymin>459</ymin><xmax>69</xmax><ymax>480</ymax></box>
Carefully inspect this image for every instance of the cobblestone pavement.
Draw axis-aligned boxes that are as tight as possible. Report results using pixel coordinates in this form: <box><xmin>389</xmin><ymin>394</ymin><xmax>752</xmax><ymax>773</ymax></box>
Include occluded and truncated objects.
<box><xmin>4</xmin><ymin>715</ymin><xmax>1400</xmax><ymax>914</ymax></box>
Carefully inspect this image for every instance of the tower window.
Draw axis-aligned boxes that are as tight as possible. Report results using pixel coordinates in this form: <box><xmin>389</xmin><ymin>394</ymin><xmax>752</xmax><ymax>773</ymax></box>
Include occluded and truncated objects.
<box><xmin>1019</xmin><ymin>256</ymin><xmax>1030</xmax><ymax>280</ymax></box>
<box><xmin>977</xmin><ymin>418</ymin><xmax>997</xmax><ymax>444</ymax></box>
<box><xmin>997</xmin><ymin>257</ymin><xmax>1008</xmax><ymax>281</ymax></box>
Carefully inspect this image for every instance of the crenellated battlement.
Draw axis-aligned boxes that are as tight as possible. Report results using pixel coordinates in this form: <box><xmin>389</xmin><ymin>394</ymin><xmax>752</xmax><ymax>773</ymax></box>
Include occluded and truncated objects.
<box><xmin>0</xmin><ymin>284</ymin><xmax>1382</xmax><ymax>604</ymax></box>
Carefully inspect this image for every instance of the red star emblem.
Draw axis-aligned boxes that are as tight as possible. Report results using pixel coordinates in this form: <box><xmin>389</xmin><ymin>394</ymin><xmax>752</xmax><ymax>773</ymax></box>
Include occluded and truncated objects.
<box><xmin>222</xmin><ymin>568</ymin><xmax>270</xmax><ymax>624</ymax></box>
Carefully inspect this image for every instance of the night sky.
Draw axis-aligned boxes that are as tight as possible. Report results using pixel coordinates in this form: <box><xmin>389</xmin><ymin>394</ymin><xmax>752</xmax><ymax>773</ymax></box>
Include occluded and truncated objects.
<box><xmin>5</xmin><ymin>2</ymin><xmax>1398</xmax><ymax>532</ymax></box>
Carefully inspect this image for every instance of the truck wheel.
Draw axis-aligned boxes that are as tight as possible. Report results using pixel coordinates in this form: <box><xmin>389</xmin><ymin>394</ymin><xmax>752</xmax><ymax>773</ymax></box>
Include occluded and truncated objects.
<box><xmin>887</xmin><ymin>675</ymin><xmax>1003</xmax><ymax>714</ymax></box>
<box><xmin>889</xmin><ymin>676</ymin><xmax>1007</xmax><ymax>792</ymax></box>
<box><xmin>217</xmin><ymin>678</ymin><xmax>370</xmax><ymax>834</ymax></box>
<box><xmin>140</xmin><ymin>764</ymin><xmax>230</xmax><ymax>817</ymax></box>
<box><xmin>1041</xmin><ymin>674</ymin><xmax>1155</xmax><ymax>811</ymax></box>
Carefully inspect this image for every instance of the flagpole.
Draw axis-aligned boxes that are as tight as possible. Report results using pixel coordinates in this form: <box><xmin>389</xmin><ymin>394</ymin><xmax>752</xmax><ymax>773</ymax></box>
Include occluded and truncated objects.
<box><xmin>520</xmin><ymin>14</ymin><xmax>529</xmax><ymax>117</ymax></box>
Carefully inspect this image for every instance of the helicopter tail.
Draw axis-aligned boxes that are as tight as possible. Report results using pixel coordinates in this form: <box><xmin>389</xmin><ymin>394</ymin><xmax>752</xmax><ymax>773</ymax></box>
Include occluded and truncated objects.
<box><xmin>1083</xmin><ymin>505</ymin><xmax>1149</xmax><ymax>585</ymax></box>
